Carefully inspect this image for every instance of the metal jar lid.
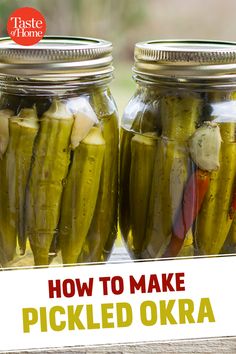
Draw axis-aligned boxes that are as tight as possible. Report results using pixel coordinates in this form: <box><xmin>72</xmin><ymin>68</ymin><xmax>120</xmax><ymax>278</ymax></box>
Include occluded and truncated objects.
<box><xmin>0</xmin><ymin>36</ymin><xmax>113</xmax><ymax>79</ymax></box>
<box><xmin>134</xmin><ymin>40</ymin><xmax>236</xmax><ymax>84</ymax></box>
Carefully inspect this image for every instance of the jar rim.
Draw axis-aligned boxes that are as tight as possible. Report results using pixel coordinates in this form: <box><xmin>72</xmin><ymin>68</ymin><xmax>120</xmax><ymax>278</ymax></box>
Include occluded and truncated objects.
<box><xmin>134</xmin><ymin>39</ymin><xmax>236</xmax><ymax>83</ymax></box>
<box><xmin>0</xmin><ymin>36</ymin><xmax>113</xmax><ymax>79</ymax></box>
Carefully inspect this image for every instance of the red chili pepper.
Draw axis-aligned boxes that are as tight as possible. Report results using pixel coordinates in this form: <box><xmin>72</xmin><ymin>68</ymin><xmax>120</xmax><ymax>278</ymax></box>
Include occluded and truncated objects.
<box><xmin>163</xmin><ymin>169</ymin><xmax>210</xmax><ymax>258</ymax></box>
<box><xmin>229</xmin><ymin>185</ymin><xmax>236</xmax><ymax>219</ymax></box>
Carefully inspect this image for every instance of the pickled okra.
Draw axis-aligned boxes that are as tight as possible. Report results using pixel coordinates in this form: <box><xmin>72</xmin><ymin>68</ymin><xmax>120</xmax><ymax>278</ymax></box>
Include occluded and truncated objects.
<box><xmin>0</xmin><ymin>109</ymin><xmax>15</xmax><ymax>264</ymax></box>
<box><xmin>0</xmin><ymin>36</ymin><xmax>117</xmax><ymax>267</ymax></box>
<box><xmin>129</xmin><ymin>133</ymin><xmax>157</xmax><ymax>255</ymax></box>
<box><xmin>121</xmin><ymin>89</ymin><xmax>236</xmax><ymax>259</ymax></box>
<box><xmin>178</xmin><ymin>230</ymin><xmax>194</xmax><ymax>257</ymax></box>
<box><xmin>0</xmin><ymin>91</ymin><xmax>118</xmax><ymax>266</ymax></box>
<box><xmin>119</xmin><ymin>128</ymin><xmax>134</xmax><ymax>240</ymax></box>
<box><xmin>120</xmin><ymin>39</ymin><xmax>236</xmax><ymax>260</ymax></box>
<box><xmin>97</xmin><ymin>93</ymin><xmax>119</xmax><ymax>261</ymax></box>
<box><xmin>222</xmin><ymin>217</ymin><xmax>236</xmax><ymax>253</ymax></box>
<box><xmin>0</xmin><ymin>109</ymin><xmax>14</xmax><ymax>158</ymax></box>
<box><xmin>8</xmin><ymin>107</ymin><xmax>39</xmax><ymax>254</ymax></box>
<box><xmin>77</xmin><ymin>89</ymin><xmax>119</xmax><ymax>263</ymax></box>
<box><xmin>195</xmin><ymin>92</ymin><xmax>236</xmax><ymax>255</ymax></box>
<box><xmin>94</xmin><ymin>90</ymin><xmax>118</xmax><ymax>259</ymax></box>
<box><xmin>0</xmin><ymin>107</ymin><xmax>39</xmax><ymax>263</ymax></box>
<box><xmin>25</xmin><ymin>100</ymin><xmax>74</xmax><ymax>266</ymax></box>
<box><xmin>119</xmin><ymin>88</ymin><xmax>161</xmax><ymax>249</ymax></box>
<box><xmin>60</xmin><ymin>127</ymin><xmax>105</xmax><ymax>264</ymax></box>
<box><xmin>142</xmin><ymin>94</ymin><xmax>202</xmax><ymax>258</ymax></box>
<box><xmin>78</xmin><ymin>115</ymin><xmax>118</xmax><ymax>263</ymax></box>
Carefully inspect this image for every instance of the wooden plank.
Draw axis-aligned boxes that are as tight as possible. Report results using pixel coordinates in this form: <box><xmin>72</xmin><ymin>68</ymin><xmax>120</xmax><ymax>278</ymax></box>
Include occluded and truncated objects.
<box><xmin>6</xmin><ymin>338</ymin><xmax>236</xmax><ymax>353</ymax></box>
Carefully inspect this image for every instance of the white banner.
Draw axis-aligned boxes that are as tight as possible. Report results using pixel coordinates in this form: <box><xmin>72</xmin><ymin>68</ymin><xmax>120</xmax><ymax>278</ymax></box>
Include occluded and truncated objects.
<box><xmin>0</xmin><ymin>255</ymin><xmax>236</xmax><ymax>352</ymax></box>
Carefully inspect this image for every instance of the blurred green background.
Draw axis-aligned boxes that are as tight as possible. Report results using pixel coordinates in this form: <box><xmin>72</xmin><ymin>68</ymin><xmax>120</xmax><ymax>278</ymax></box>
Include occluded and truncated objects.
<box><xmin>1</xmin><ymin>0</ymin><xmax>236</xmax><ymax>114</ymax></box>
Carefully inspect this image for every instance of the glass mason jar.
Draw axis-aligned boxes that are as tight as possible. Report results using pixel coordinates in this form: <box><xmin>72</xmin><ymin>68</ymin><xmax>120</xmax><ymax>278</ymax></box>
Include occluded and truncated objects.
<box><xmin>120</xmin><ymin>40</ymin><xmax>236</xmax><ymax>259</ymax></box>
<box><xmin>0</xmin><ymin>36</ymin><xmax>118</xmax><ymax>267</ymax></box>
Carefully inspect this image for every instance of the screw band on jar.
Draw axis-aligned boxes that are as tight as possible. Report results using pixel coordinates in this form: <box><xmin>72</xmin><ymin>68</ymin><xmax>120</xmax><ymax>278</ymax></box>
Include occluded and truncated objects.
<box><xmin>133</xmin><ymin>40</ymin><xmax>236</xmax><ymax>86</ymax></box>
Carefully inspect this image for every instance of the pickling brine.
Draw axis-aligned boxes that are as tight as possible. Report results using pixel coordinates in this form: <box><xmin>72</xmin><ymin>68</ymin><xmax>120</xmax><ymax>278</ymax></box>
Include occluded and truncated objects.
<box><xmin>120</xmin><ymin>40</ymin><xmax>236</xmax><ymax>259</ymax></box>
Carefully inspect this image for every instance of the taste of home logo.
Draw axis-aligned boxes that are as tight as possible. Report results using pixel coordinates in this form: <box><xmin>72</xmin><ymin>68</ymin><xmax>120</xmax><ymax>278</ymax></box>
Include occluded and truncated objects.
<box><xmin>7</xmin><ymin>7</ymin><xmax>46</xmax><ymax>46</ymax></box>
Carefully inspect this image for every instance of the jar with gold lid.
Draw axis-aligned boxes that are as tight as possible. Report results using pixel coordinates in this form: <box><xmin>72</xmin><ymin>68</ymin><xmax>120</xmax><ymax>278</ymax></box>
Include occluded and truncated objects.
<box><xmin>0</xmin><ymin>36</ymin><xmax>118</xmax><ymax>267</ymax></box>
<box><xmin>120</xmin><ymin>40</ymin><xmax>236</xmax><ymax>259</ymax></box>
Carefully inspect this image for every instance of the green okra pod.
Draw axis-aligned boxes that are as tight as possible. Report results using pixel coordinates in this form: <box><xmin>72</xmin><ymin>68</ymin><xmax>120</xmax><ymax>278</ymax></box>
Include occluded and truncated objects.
<box><xmin>119</xmin><ymin>128</ymin><xmax>134</xmax><ymax>241</ymax></box>
<box><xmin>177</xmin><ymin>230</ymin><xmax>194</xmax><ymax>257</ymax></box>
<box><xmin>195</xmin><ymin>92</ymin><xmax>236</xmax><ymax>255</ymax></box>
<box><xmin>101</xmin><ymin>117</ymin><xmax>119</xmax><ymax>260</ymax></box>
<box><xmin>48</xmin><ymin>95</ymin><xmax>99</xmax><ymax>263</ymax></box>
<box><xmin>142</xmin><ymin>94</ymin><xmax>201</xmax><ymax>258</ymax></box>
<box><xmin>78</xmin><ymin>111</ymin><xmax>118</xmax><ymax>263</ymax></box>
<box><xmin>60</xmin><ymin>126</ymin><xmax>105</xmax><ymax>264</ymax></box>
<box><xmin>86</xmin><ymin>88</ymin><xmax>118</xmax><ymax>261</ymax></box>
<box><xmin>7</xmin><ymin>107</ymin><xmax>39</xmax><ymax>255</ymax></box>
<box><xmin>222</xmin><ymin>217</ymin><xmax>236</xmax><ymax>253</ymax></box>
<box><xmin>0</xmin><ymin>109</ymin><xmax>14</xmax><ymax>158</ymax></box>
<box><xmin>89</xmin><ymin>87</ymin><xmax>117</xmax><ymax>121</ymax></box>
<box><xmin>0</xmin><ymin>109</ymin><xmax>15</xmax><ymax>264</ymax></box>
<box><xmin>130</xmin><ymin>87</ymin><xmax>162</xmax><ymax>134</ymax></box>
<box><xmin>25</xmin><ymin>99</ymin><xmax>74</xmax><ymax>266</ymax></box>
<box><xmin>160</xmin><ymin>95</ymin><xmax>202</xmax><ymax>140</ymax></box>
<box><xmin>128</xmin><ymin>133</ymin><xmax>157</xmax><ymax>257</ymax></box>
<box><xmin>195</xmin><ymin>145</ymin><xmax>236</xmax><ymax>255</ymax></box>
<box><xmin>119</xmin><ymin>89</ymin><xmax>161</xmax><ymax>245</ymax></box>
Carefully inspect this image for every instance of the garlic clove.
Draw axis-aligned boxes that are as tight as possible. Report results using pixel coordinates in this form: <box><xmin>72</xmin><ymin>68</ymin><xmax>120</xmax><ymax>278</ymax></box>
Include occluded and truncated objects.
<box><xmin>70</xmin><ymin>97</ymin><xmax>98</xmax><ymax>150</ymax></box>
<box><xmin>189</xmin><ymin>121</ymin><xmax>222</xmax><ymax>172</ymax></box>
